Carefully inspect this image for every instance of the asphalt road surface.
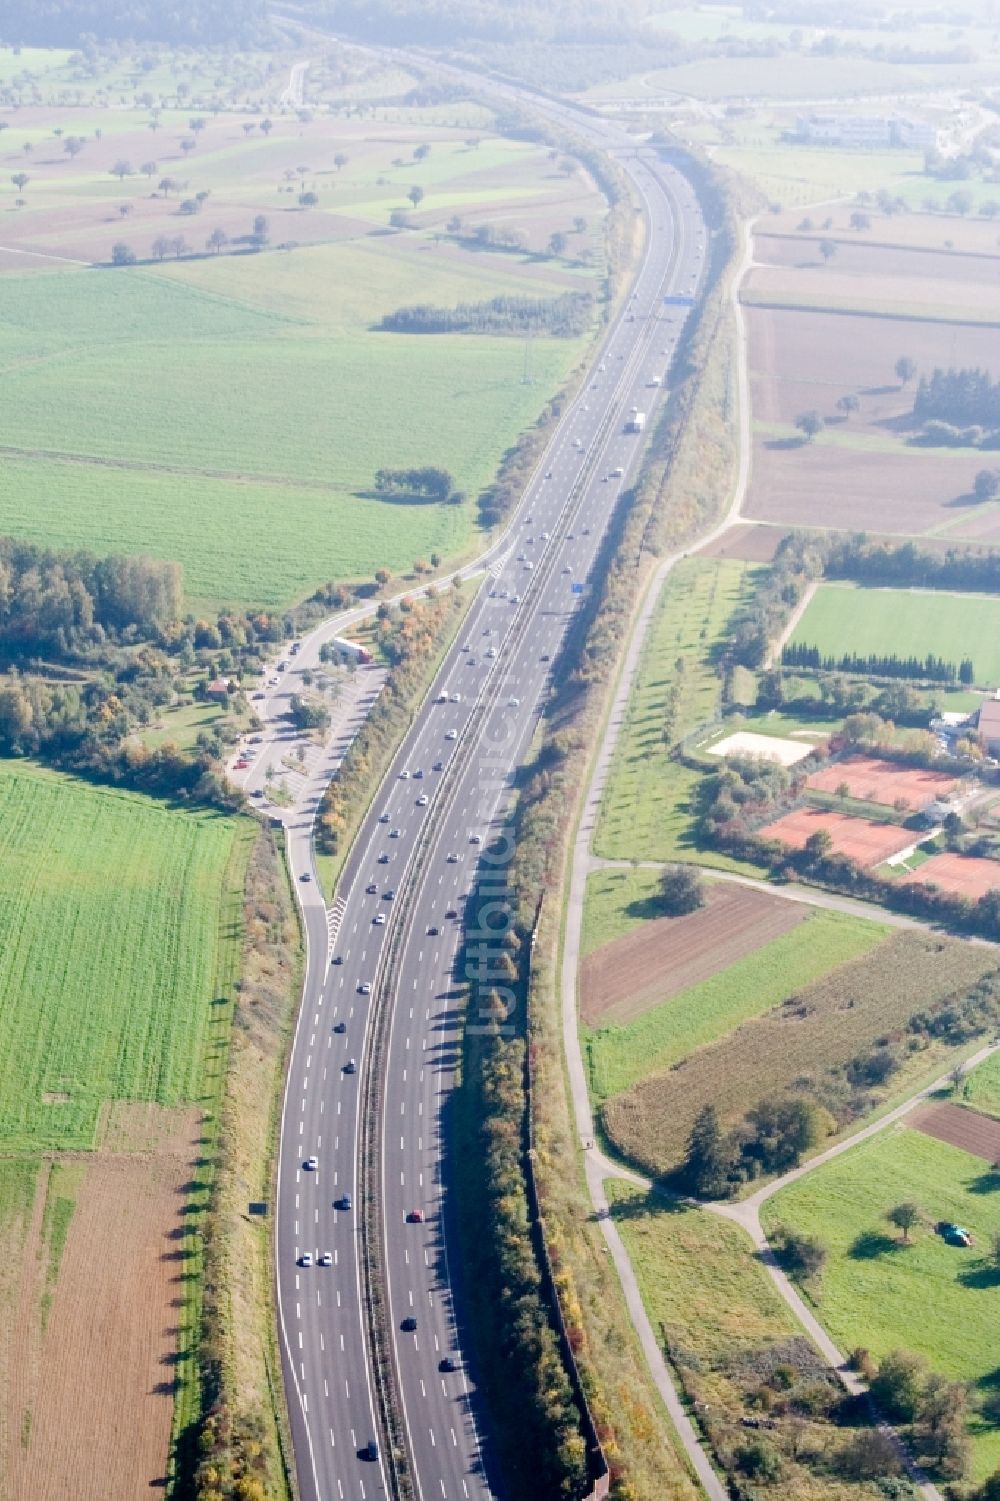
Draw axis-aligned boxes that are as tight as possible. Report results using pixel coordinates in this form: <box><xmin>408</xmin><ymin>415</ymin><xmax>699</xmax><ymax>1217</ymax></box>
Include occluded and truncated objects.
<box><xmin>272</xmin><ymin>94</ymin><xmax>708</xmax><ymax>1501</ymax></box>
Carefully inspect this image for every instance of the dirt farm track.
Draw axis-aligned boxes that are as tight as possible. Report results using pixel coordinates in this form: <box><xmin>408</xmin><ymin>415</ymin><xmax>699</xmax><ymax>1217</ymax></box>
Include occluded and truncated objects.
<box><xmin>910</xmin><ymin>1099</ymin><xmax>1000</xmax><ymax>1164</ymax></box>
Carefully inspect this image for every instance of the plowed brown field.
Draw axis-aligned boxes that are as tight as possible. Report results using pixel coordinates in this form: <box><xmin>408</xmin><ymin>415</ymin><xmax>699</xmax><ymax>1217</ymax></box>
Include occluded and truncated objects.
<box><xmin>760</xmin><ymin>807</ymin><xmax>915</xmax><ymax>865</ymax></box>
<box><xmin>910</xmin><ymin>1099</ymin><xmax>1000</xmax><ymax>1164</ymax></box>
<box><xmin>581</xmin><ymin>882</ymin><xmax>806</xmax><ymax>1025</ymax></box>
<box><xmin>3</xmin><ymin>1108</ymin><xmax>200</xmax><ymax>1501</ymax></box>
<box><xmin>917</xmin><ymin>852</ymin><xmax>1000</xmax><ymax>900</ymax></box>
<box><xmin>743</xmin><ymin>303</ymin><xmax>1000</xmax><ymax>538</ymax></box>
<box><xmin>696</xmin><ymin>523</ymin><xmax>787</xmax><ymax>562</ymax></box>
<box><xmin>806</xmin><ymin>755</ymin><xmax>958</xmax><ymax>809</ymax></box>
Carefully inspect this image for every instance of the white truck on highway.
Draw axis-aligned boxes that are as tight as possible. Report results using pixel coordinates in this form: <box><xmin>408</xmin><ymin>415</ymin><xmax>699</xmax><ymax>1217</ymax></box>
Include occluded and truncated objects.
<box><xmin>625</xmin><ymin>409</ymin><xmax>646</xmax><ymax>433</ymax></box>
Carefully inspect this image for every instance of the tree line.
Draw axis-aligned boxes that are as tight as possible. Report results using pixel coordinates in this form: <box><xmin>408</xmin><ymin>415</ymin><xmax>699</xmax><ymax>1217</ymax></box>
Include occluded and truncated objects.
<box><xmin>378</xmin><ymin>291</ymin><xmax>593</xmax><ymax>338</ymax></box>
<box><xmin>827</xmin><ymin>535</ymin><xmax>1000</xmax><ymax>591</ymax></box>
<box><xmin>0</xmin><ymin>0</ymin><xmax>268</xmax><ymax>45</ymax></box>
<box><xmin>0</xmin><ymin>539</ymin><xmax>182</xmax><ymax>656</ymax></box>
<box><xmin>912</xmin><ymin>365</ymin><xmax>1000</xmax><ymax>440</ymax></box>
<box><xmin>782</xmin><ymin>641</ymin><xmax>974</xmax><ymax>685</ymax></box>
<box><xmin>372</xmin><ymin>465</ymin><xmax>458</xmax><ymax>503</ymax></box>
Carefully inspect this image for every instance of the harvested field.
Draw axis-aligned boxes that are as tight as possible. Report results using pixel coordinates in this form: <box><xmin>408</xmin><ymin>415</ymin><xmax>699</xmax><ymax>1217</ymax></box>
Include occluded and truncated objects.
<box><xmin>806</xmin><ymin>754</ymin><xmax>958</xmax><ymax>809</ymax></box>
<box><xmin>743</xmin><ymin>303</ymin><xmax>1000</xmax><ymax>538</ymax></box>
<box><xmin>760</xmin><ymin>806</ymin><xmax>916</xmax><ymax>865</ymax></box>
<box><xmin>747</xmin><ymin>434</ymin><xmax>996</xmax><ymax>538</ymax></box>
<box><xmin>910</xmin><ymin>1099</ymin><xmax>1000</xmax><ymax>1164</ymax></box>
<box><xmin>746</xmin><ymin>305</ymin><xmax>1000</xmax><ymax>435</ymax></box>
<box><xmin>746</xmin><ymin>234</ymin><xmax>1000</xmax><ymax>322</ymax></box>
<box><xmin>767</xmin><ymin>208</ymin><xmax>1000</xmax><ymax>258</ymax></box>
<box><xmin>917</xmin><ymin>851</ymin><xmax>1000</xmax><ymax>900</ymax></box>
<box><xmin>580</xmin><ymin>881</ymin><xmax>806</xmax><ymax>1025</ymax></box>
<box><xmin>604</xmin><ymin>930</ymin><xmax>998</xmax><ymax>1179</ymax></box>
<box><xmin>3</xmin><ymin>1110</ymin><xmax>200</xmax><ymax>1501</ymax></box>
<box><xmin>755</xmin><ymin>235</ymin><xmax>1000</xmax><ymax>295</ymax></box>
<box><xmin>696</xmin><ymin>522</ymin><xmax>787</xmax><ymax>562</ymax></box>
<box><xmin>709</xmin><ymin>730</ymin><xmax>812</xmax><ymax>765</ymax></box>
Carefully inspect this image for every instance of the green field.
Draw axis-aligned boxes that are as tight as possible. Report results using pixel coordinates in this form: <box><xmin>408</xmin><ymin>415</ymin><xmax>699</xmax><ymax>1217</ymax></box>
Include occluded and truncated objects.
<box><xmin>763</xmin><ymin>1128</ymin><xmax>1000</xmax><ymax>1481</ymax></box>
<box><xmin>0</xmin><ymin>761</ymin><xmax>251</xmax><ymax>1152</ymax></box>
<box><xmin>961</xmin><ymin>1051</ymin><xmax>1000</xmax><ymax>1119</ymax></box>
<box><xmin>0</xmin><ymin>244</ymin><xmax>586</xmax><ymax>610</ymax></box>
<box><xmin>791</xmin><ymin>583</ymin><xmax>1000</xmax><ymax>685</ymax></box>
<box><xmin>584</xmin><ymin>908</ymin><xmax>886</xmax><ymax>1103</ymax></box>
<box><xmin>593</xmin><ymin>558</ymin><xmax>765</xmax><ymax>872</ymax></box>
<box><xmin>0</xmin><ymin>100</ymin><xmax>603</xmax><ymax>611</ymax></box>
<box><xmin>582</xmin><ymin>865</ymin><xmax>665</xmax><ymax>957</ymax></box>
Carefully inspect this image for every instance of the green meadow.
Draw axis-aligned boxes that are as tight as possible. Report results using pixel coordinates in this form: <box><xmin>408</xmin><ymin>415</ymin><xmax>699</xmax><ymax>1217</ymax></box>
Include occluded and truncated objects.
<box><xmin>763</xmin><ymin>1127</ymin><xmax>1000</xmax><ymax>1480</ymax></box>
<box><xmin>791</xmin><ymin>583</ymin><xmax>1000</xmax><ymax>683</ymax></box>
<box><xmin>0</xmin><ymin>761</ymin><xmax>251</xmax><ymax>1153</ymax></box>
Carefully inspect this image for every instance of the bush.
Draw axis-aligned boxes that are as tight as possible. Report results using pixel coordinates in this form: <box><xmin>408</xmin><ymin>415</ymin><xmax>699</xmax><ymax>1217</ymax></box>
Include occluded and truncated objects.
<box><xmin>870</xmin><ymin>1349</ymin><xmax>928</xmax><ymax>1422</ymax></box>
<box><xmin>833</xmin><ymin>1428</ymin><xmax>903</xmax><ymax>1481</ymax></box>
<box><xmin>734</xmin><ymin>1437</ymin><xmax>783</xmax><ymax>1481</ymax></box>
<box><xmin>775</xmin><ymin>1227</ymin><xmax>828</xmax><ymax>1281</ymax></box>
<box><xmin>658</xmin><ymin>863</ymin><xmax>705</xmax><ymax>915</ymax></box>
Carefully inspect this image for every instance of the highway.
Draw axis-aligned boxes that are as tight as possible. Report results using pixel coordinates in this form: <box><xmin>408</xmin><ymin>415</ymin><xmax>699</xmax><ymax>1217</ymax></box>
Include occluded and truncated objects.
<box><xmin>270</xmin><ymin>89</ymin><xmax>708</xmax><ymax>1501</ymax></box>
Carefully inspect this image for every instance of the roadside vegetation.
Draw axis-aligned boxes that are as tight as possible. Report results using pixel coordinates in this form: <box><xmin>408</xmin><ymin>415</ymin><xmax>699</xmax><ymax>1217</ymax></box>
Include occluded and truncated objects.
<box><xmin>962</xmin><ymin>1052</ymin><xmax>1000</xmax><ymax>1120</ymax></box>
<box><xmin>188</xmin><ymin>825</ymin><xmax>299</xmax><ymax>1501</ymax></box>
<box><xmin>314</xmin><ymin>581</ymin><xmax>471</xmax><ymax>897</ymax></box>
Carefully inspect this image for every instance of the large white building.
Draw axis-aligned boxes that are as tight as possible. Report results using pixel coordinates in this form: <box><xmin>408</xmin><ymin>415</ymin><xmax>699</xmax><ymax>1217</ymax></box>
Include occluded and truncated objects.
<box><xmin>796</xmin><ymin>111</ymin><xmax>940</xmax><ymax>149</ymax></box>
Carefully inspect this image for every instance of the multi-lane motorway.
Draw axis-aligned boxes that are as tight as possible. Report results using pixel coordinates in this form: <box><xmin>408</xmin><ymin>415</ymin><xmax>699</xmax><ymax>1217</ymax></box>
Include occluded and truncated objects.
<box><xmin>271</xmin><ymin>90</ymin><xmax>708</xmax><ymax>1501</ymax></box>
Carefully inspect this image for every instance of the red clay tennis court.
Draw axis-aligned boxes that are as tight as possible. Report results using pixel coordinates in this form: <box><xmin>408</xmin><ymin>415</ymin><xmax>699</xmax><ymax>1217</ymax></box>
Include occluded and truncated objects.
<box><xmin>916</xmin><ymin>852</ymin><xmax>1000</xmax><ymax>900</ymax></box>
<box><xmin>760</xmin><ymin>807</ymin><xmax>915</xmax><ymax>866</ymax></box>
<box><xmin>806</xmin><ymin>755</ymin><xmax>958</xmax><ymax>809</ymax></box>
